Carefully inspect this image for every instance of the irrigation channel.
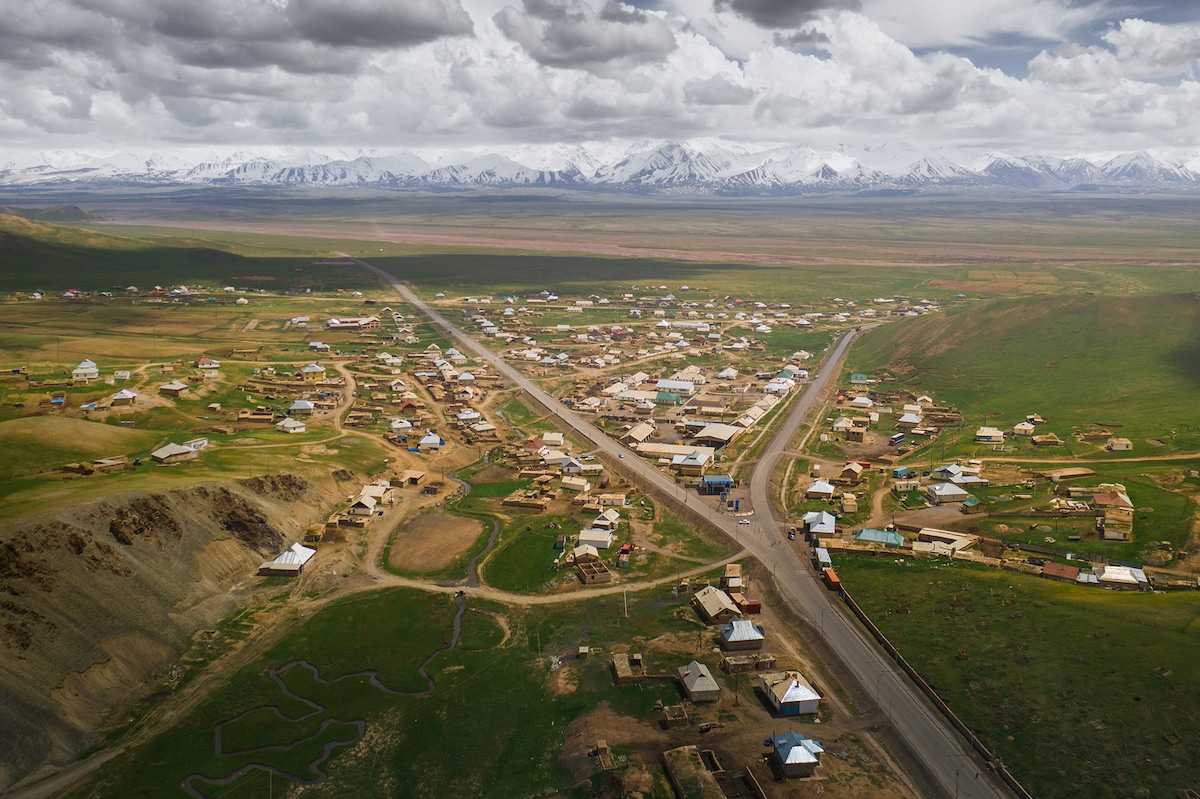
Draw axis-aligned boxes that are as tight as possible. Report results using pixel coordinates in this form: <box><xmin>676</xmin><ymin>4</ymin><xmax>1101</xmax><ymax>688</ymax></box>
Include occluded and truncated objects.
<box><xmin>178</xmin><ymin>595</ymin><xmax>468</xmax><ymax>797</ymax></box>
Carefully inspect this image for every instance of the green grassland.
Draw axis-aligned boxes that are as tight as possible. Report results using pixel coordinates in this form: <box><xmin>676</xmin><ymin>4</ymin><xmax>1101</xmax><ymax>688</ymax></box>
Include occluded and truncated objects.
<box><xmin>835</xmin><ymin>557</ymin><xmax>1200</xmax><ymax>799</ymax></box>
<box><xmin>62</xmin><ymin>582</ymin><xmax>729</xmax><ymax>799</ymax></box>
<box><xmin>0</xmin><ymin>214</ymin><xmax>381</xmax><ymax>293</ymax></box>
<box><xmin>850</xmin><ymin>293</ymin><xmax>1200</xmax><ymax>448</ymax></box>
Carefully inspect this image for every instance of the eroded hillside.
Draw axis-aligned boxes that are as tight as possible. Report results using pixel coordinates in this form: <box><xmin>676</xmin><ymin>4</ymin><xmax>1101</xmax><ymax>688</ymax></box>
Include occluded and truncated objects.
<box><xmin>0</xmin><ymin>474</ymin><xmax>330</xmax><ymax>791</ymax></box>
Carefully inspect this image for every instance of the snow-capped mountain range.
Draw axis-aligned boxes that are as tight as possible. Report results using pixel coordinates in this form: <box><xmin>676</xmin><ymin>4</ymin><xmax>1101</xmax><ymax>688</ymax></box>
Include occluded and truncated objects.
<box><xmin>3</xmin><ymin>141</ymin><xmax>1200</xmax><ymax>194</ymax></box>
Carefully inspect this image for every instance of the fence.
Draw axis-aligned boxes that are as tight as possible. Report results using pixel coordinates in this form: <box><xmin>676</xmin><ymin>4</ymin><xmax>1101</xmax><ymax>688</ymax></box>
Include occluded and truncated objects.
<box><xmin>839</xmin><ymin>589</ymin><xmax>1036</xmax><ymax>799</ymax></box>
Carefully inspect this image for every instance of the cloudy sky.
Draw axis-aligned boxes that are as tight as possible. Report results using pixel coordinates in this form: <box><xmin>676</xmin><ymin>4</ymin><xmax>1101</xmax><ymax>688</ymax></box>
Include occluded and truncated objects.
<box><xmin>2</xmin><ymin>0</ymin><xmax>1199</xmax><ymax>156</ymax></box>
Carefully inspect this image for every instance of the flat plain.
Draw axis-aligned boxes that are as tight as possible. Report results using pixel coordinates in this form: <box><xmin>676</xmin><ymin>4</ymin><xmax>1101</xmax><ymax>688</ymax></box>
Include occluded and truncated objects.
<box><xmin>2</xmin><ymin>191</ymin><xmax>1199</xmax><ymax>799</ymax></box>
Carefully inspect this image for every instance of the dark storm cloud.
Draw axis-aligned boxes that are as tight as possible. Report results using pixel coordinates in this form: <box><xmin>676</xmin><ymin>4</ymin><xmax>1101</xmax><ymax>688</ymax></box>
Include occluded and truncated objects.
<box><xmin>713</xmin><ymin>0</ymin><xmax>860</xmax><ymax>29</ymax></box>
<box><xmin>288</xmin><ymin>0</ymin><xmax>474</xmax><ymax>47</ymax></box>
<box><xmin>494</xmin><ymin>0</ymin><xmax>677</xmax><ymax>70</ymax></box>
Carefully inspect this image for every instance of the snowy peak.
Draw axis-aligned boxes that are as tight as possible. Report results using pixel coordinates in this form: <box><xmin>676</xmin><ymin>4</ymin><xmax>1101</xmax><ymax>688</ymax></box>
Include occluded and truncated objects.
<box><xmin>2</xmin><ymin>141</ymin><xmax>1200</xmax><ymax>193</ymax></box>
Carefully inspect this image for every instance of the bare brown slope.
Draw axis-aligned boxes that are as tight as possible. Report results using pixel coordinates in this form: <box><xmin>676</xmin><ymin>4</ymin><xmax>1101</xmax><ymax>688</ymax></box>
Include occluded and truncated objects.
<box><xmin>0</xmin><ymin>474</ymin><xmax>331</xmax><ymax>791</ymax></box>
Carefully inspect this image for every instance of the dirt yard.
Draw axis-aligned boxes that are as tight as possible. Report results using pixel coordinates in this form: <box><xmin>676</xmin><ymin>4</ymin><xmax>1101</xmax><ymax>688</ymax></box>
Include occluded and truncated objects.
<box><xmin>387</xmin><ymin>510</ymin><xmax>484</xmax><ymax>572</ymax></box>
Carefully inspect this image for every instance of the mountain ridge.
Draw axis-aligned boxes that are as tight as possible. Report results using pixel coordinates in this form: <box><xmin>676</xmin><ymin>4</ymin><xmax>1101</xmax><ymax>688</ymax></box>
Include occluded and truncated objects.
<box><xmin>3</xmin><ymin>141</ymin><xmax>1200</xmax><ymax>194</ymax></box>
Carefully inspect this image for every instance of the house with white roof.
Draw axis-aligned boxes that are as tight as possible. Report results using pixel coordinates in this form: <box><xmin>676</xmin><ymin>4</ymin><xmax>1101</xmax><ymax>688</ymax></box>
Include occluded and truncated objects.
<box><xmin>577</xmin><ymin>527</ymin><xmax>613</xmax><ymax>549</ymax></box>
<box><xmin>806</xmin><ymin>480</ymin><xmax>836</xmax><ymax>499</ymax></box>
<box><xmin>151</xmin><ymin>442</ymin><xmax>199</xmax><ymax>464</ymax></box>
<box><xmin>258</xmin><ymin>542</ymin><xmax>317</xmax><ymax>577</ymax></box>
<box><xmin>418</xmin><ymin>431</ymin><xmax>444</xmax><ymax>452</ymax></box>
<box><xmin>927</xmin><ymin>482</ymin><xmax>970</xmax><ymax>505</ymax></box>
<box><xmin>347</xmin><ymin>495</ymin><xmax>378</xmax><ymax>516</ymax></box>
<box><xmin>72</xmin><ymin>359</ymin><xmax>100</xmax><ymax>381</ymax></box>
<box><xmin>974</xmin><ymin>426</ymin><xmax>1005</xmax><ymax>444</ymax></box>
<box><xmin>802</xmin><ymin>510</ymin><xmax>837</xmax><ymax>535</ymax></box>
<box><xmin>760</xmin><ymin>671</ymin><xmax>822</xmax><ymax>716</ymax></box>
<box><xmin>275</xmin><ymin>418</ymin><xmax>306</xmax><ymax>434</ymax></box>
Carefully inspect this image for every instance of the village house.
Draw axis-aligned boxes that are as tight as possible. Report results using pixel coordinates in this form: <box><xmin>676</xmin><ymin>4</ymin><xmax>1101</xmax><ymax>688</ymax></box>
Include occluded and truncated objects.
<box><xmin>151</xmin><ymin>442</ymin><xmax>199</xmax><ymax>464</ymax></box>
<box><xmin>275</xmin><ymin>417</ymin><xmax>306</xmax><ymax>434</ymax></box>
<box><xmin>290</xmin><ymin>399</ymin><xmax>315</xmax><ymax>416</ymax></box>
<box><xmin>927</xmin><ymin>482</ymin><xmax>970</xmax><ymax>505</ymax></box>
<box><xmin>72</xmin><ymin>359</ymin><xmax>100</xmax><ymax>382</ymax></box>
<box><xmin>300</xmin><ymin>363</ymin><xmax>327</xmax><ymax>382</ymax></box>
<box><xmin>770</xmin><ymin>731</ymin><xmax>824</xmax><ymax>778</ymax></box>
<box><xmin>806</xmin><ymin>480</ymin><xmax>836</xmax><ymax>500</ymax></box>
<box><xmin>677</xmin><ymin>661</ymin><xmax>721</xmax><ymax>702</ymax></box>
<box><xmin>110</xmin><ymin>388</ymin><xmax>138</xmax><ymax>407</ymax></box>
<box><xmin>257</xmin><ymin>542</ymin><xmax>316</xmax><ymax>577</ymax></box>
<box><xmin>1106</xmin><ymin>437</ymin><xmax>1133</xmax><ymax>451</ymax></box>
<box><xmin>691</xmin><ymin>585</ymin><xmax>740</xmax><ymax>624</ymax></box>
<box><xmin>347</xmin><ymin>495</ymin><xmax>378</xmax><ymax>516</ymax></box>
<box><xmin>577</xmin><ymin>527</ymin><xmax>614</xmax><ymax>549</ymax></box>
<box><xmin>561</xmin><ymin>476</ymin><xmax>591</xmax><ymax>493</ymax></box>
<box><xmin>718</xmin><ymin>618</ymin><xmax>766</xmax><ymax>651</ymax></box>
<box><xmin>418</xmin><ymin>431</ymin><xmax>444</xmax><ymax>452</ymax></box>
<box><xmin>759</xmin><ymin>671</ymin><xmax>822</xmax><ymax>716</ymax></box>
<box><xmin>159</xmin><ymin>380</ymin><xmax>190</xmax><ymax>397</ymax></box>
<box><xmin>974</xmin><ymin>426</ymin><xmax>1005</xmax><ymax>444</ymax></box>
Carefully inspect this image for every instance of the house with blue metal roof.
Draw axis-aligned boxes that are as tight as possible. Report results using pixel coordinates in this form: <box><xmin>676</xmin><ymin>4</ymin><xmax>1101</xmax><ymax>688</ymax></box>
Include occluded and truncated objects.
<box><xmin>771</xmin><ymin>730</ymin><xmax>824</xmax><ymax>778</ymax></box>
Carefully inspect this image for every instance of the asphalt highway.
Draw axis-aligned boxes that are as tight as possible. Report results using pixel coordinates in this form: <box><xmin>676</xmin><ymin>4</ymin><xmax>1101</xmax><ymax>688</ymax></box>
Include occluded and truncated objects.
<box><xmin>355</xmin><ymin>257</ymin><xmax>1012</xmax><ymax>799</ymax></box>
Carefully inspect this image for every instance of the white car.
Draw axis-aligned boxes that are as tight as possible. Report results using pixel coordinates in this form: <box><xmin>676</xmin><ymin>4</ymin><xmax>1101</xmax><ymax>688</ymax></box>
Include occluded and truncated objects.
<box><xmin>738</xmin><ymin>519</ymin><xmax>750</xmax><ymax>525</ymax></box>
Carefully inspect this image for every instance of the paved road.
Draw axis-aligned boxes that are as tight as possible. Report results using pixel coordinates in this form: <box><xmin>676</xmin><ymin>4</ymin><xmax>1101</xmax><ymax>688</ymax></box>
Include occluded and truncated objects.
<box><xmin>354</xmin><ymin>258</ymin><xmax>1011</xmax><ymax>799</ymax></box>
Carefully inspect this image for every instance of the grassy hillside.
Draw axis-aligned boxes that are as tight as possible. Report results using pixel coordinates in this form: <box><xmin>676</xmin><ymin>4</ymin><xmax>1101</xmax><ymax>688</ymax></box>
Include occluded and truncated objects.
<box><xmin>0</xmin><ymin>417</ymin><xmax>160</xmax><ymax>480</ymax></box>
<box><xmin>849</xmin><ymin>293</ymin><xmax>1200</xmax><ymax>446</ymax></box>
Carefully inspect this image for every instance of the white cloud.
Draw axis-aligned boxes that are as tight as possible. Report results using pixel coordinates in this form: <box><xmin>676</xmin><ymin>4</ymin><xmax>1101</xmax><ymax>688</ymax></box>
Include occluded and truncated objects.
<box><xmin>1</xmin><ymin>2</ymin><xmax>1200</xmax><ymax>153</ymax></box>
<box><xmin>860</xmin><ymin>0</ymin><xmax>1116</xmax><ymax>49</ymax></box>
